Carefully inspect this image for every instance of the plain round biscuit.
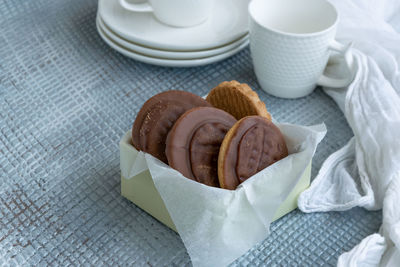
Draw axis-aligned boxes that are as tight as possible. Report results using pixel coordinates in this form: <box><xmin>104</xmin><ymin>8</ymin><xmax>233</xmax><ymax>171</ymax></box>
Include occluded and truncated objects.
<box><xmin>206</xmin><ymin>80</ymin><xmax>271</xmax><ymax>120</ymax></box>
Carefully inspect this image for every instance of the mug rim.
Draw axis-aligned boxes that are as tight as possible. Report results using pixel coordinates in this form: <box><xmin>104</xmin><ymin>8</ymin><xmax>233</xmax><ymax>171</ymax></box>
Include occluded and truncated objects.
<box><xmin>248</xmin><ymin>0</ymin><xmax>339</xmax><ymax>38</ymax></box>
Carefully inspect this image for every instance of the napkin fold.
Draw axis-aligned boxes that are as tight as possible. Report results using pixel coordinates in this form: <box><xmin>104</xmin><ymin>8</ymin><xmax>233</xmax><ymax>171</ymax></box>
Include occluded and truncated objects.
<box><xmin>298</xmin><ymin>0</ymin><xmax>400</xmax><ymax>265</ymax></box>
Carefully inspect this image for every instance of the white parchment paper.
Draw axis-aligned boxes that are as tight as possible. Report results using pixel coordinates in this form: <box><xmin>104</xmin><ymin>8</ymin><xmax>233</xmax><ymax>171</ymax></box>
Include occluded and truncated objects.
<box><xmin>127</xmin><ymin>123</ymin><xmax>326</xmax><ymax>266</ymax></box>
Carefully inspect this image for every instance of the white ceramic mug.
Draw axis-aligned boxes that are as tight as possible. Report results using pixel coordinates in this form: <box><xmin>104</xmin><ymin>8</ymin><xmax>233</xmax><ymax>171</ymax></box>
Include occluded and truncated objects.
<box><xmin>249</xmin><ymin>0</ymin><xmax>355</xmax><ymax>98</ymax></box>
<box><xmin>119</xmin><ymin>0</ymin><xmax>212</xmax><ymax>28</ymax></box>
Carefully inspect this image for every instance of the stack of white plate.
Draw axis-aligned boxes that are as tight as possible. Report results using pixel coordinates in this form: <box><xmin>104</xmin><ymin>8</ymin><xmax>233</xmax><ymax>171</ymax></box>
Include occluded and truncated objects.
<box><xmin>96</xmin><ymin>0</ymin><xmax>250</xmax><ymax>67</ymax></box>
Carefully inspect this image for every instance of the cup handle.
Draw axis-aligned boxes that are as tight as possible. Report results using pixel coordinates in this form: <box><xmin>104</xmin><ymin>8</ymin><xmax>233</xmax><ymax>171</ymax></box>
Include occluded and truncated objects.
<box><xmin>317</xmin><ymin>40</ymin><xmax>356</xmax><ymax>88</ymax></box>
<box><xmin>119</xmin><ymin>0</ymin><xmax>153</xmax><ymax>12</ymax></box>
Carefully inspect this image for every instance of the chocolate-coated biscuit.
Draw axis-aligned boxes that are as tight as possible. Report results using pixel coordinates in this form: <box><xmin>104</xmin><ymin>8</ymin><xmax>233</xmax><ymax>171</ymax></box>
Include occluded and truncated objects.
<box><xmin>206</xmin><ymin>80</ymin><xmax>271</xmax><ymax>120</ymax></box>
<box><xmin>166</xmin><ymin>107</ymin><xmax>237</xmax><ymax>187</ymax></box>
<box><xmin>132</xmin><ymin>90</ymin><xmax>211</xmax><ymax>163</ymax></box>
<box><xmin>218</xmin><ymin>116</ymin><xmax>288</xmax><ymax>190</ymax></box>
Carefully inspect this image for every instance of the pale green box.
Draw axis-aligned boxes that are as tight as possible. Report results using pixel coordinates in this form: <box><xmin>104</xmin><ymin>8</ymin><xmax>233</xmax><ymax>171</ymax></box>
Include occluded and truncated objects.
<box><xmin>120</xmin><ymin>132</ymin><xmax>311</xmax><ymax>232</ymax></box>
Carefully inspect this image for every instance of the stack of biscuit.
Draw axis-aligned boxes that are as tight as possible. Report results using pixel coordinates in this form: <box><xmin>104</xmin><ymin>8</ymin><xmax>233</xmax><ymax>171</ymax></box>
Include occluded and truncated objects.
<box><xmin>132</xmin><ymin>81</ymin><xmax>288</xmax><ymax>190</ymax></box>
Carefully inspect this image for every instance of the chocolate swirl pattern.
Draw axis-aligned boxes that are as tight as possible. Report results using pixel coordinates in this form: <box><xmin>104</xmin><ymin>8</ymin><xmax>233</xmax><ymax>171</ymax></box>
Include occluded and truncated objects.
<box><xmin>218</xmin><ymin>116</ymin><xmax>288</xmax><ymax>190</ymax></box>
<box><xmin>166</xmin><ymin>107</ymin><xmax>237</xmax><ymax>187</ymax></box>
<box><xmin>132</xmin><ymin>91</ymin><xmax>211</xmax><ymax>163</ymax></box>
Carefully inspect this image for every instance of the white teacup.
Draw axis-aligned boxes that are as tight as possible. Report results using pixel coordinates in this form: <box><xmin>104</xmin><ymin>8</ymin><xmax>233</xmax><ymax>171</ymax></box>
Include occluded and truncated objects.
<box><xmin>249</xmin><ymin>0</ymin><xmax>355</xmax><ymax>98</ymax></box>
<box><xmin>119</xmin><ymin>0</ymin><xmax>212</xmax><ymax>28</ymax></box>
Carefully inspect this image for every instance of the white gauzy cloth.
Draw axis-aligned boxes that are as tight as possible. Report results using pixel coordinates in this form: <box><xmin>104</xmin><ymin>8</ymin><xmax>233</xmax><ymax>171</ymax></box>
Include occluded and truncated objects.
<box><xmin>297</xmin><ymin>0</ymin><xmax>400</xmax><ymax>266</ymax></box>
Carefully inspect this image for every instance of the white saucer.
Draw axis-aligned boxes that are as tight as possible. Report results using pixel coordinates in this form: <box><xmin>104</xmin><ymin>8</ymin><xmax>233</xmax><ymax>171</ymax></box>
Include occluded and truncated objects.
<box><xmin>98</xmin><ymin>0</ymin><xmax>249</xmax><ymax>51</ymax></box>
<box><xmin>98</xmin><ymin>15</ymin><xmax>249</xmax><ymax>60</ymax></box>
<box><xmin>96</xmin><ymin>18</ymin><xmax>249</xmax><ymax>67</ymax></box>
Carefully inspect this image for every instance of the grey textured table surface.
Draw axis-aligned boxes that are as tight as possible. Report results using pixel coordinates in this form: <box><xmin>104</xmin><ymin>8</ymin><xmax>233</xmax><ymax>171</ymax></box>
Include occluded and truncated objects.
<box><xmin>0</xmin><ymin>0</ymin><xmax>382</xmax><ymax>266</ymax></box>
